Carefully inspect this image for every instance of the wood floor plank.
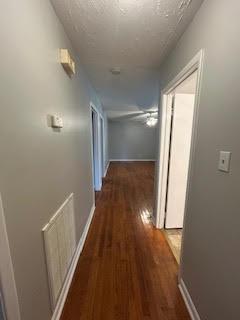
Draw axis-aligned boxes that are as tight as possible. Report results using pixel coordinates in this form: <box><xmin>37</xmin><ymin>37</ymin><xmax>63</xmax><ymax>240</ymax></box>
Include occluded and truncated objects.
<box><xmin>60</xmin><ymin>162</ymin><xmax>190</xmax><ymax>320</ymax></box>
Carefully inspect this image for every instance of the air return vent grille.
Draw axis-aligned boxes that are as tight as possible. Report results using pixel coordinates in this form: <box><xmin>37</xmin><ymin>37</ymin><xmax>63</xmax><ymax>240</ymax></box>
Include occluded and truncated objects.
<box><xmin>42</xmin><ymin>194</ymin><xmax>76</xmax><ymax>308</ymax></box>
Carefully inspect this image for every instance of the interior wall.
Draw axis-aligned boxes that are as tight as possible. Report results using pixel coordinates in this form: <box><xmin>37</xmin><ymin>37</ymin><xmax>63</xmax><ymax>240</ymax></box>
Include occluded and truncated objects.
<box><xmin>0</xmin><ymin>0</ymin><xmax>106</xmax><ymax>319</ymax></box>
<box><xmin>157</xmin><ymin>0</ymin><xmax>240</xmax><ymax>319</ymax></box>
<box><xmin>109</xmin><ymin>121</ymin><xmax>157</xmax><ymax>160</ymax></box>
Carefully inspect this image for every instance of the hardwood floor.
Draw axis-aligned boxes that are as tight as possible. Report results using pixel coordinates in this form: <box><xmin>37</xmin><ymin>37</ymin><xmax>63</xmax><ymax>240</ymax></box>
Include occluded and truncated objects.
<box><xmin>61</xmin><ymin>162</ymin><xmax>190</xmax><ymax>320</ymax></box>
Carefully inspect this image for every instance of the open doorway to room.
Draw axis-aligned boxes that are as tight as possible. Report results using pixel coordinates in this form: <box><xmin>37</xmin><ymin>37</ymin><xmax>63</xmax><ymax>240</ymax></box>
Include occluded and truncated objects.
<box><xmin>164</xmin><ymin>71</ymin><xmax>198</xmax><ymax>262</ymax></box>
<box><xmin>99</xmin><ymin>116</ymin><xmax>105</xmax><ymax>179</ymax></box>
<box><xmin>156</xmin><ymin>51</ymin><xmax>204</xmax><ymax>264</ymax></box>
<box><xmin>90</xmin><ymin>104</ymin><xmax>103</xmax><ymax>204</ymax></box>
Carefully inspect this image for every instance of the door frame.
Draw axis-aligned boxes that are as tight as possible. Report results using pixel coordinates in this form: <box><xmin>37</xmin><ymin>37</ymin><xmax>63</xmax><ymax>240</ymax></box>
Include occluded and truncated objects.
<box><xmin>155</xmin><ymin>50</ymin><xmax>204</xmax><ymax>276</ymax></box>
<box><xmin>90</xmin><ymin>103</ymin><xmax>103</xmax><ymax>192</ymax></box>
<box><xmin>155</xmin><ymin>50</ymin><xmax>204</xmax><ymax>230</ymax></box>
<box><xmin>99</xmin><ymin>115</ymin><xmax>105</xmax><ymax>178</ymax></box>
<box><xmin>155</xmin><ymin>50</ymin><xmax>204</xmax><ymax>277</ymax></box>
<box><xmin>0</xmin><ymin>193</ymin><xmax>21</xmax><ymax>320</ymax></box>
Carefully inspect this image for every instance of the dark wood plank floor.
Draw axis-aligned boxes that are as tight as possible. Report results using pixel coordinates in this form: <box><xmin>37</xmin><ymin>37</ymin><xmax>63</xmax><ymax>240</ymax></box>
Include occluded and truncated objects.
<box><xmin>61</xmin><ymin>162</ymin><xmax>190</xmax><ymax>320</ymax></box>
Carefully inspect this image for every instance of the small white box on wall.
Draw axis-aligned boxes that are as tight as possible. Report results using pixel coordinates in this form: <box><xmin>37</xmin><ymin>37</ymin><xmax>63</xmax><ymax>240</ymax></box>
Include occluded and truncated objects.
<box><xmin>51</xmin><ymin>115</ymin><xmax>63</xmax><ymax>128</ymax></box>
<box><xmin>60</xmin><ymin>49</ymin><xmax>75</xmax><ymax>76</ymax></box>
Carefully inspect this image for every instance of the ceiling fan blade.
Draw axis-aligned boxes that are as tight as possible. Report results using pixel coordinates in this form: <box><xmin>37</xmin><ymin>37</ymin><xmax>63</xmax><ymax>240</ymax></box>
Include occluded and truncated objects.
<box><xmin>109</xmin><ymin>112</ymin><xmax>144</xmax><ymax>121</ymax></box>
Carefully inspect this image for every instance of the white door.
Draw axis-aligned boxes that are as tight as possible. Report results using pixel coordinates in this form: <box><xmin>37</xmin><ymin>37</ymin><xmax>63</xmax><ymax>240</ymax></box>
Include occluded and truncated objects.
<box><xmin>165</xmin><ymin>93</ymin><xmax>195</xmax><ymax>229</ymax></box>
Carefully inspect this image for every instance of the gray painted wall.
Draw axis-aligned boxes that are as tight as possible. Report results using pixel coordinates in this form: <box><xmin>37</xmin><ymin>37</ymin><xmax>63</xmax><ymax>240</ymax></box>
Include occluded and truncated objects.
<box><xmin>0</xmin><ymin>0</ymin><xmax>107</xmax><ymax>319</ymax></box>
<box><xmin>109</xmin><ymin>121</ymin><xmax>157</xmax><ymax>160</ymax></box>
<box><xmin>157</xmin><ymin>0</ymin><xmax>240</xmax><ymax>319</ymax></box>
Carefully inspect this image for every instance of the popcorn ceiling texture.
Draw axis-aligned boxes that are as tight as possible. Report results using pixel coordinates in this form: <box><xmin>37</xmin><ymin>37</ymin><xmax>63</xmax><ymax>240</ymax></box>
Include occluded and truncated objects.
<box><xmin>51</xmin><ymin>0</ymin><xmax>203</xmax><ymax>119</ymax></box>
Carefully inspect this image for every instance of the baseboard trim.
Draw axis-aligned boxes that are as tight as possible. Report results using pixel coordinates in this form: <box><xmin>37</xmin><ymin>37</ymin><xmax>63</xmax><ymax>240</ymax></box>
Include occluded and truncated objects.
<box><xmin>178</xmin><ymin>278</ymin><xmax>201</xmax><ymax>320</ymax></box>
<box><xmin>109</xmin><ymin>159</ymin><xmax>156</xmax><ymax>162</ymax></box>
<box><xmin>104</xmin><ymin>161</ymin><xmax>110</xmax><ymax>177</ymax></box>
<box><xmin>51</xmin><ymin>204</ymin><xmax>95</xmax><ymax>320</ymax></box>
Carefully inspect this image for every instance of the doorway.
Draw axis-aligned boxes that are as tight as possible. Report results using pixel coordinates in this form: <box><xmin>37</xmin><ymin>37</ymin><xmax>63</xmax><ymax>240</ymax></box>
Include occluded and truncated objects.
<box><xmin>155</xmin><ymin>51</ymin><xmax>204</xmax><ymax>265</ymax></box>
<box><xmin>164</xmin><ymin>71</ymin><xmax>198</xmax><ymax>262</ymax></box>
<box><xmin>99</xmin><ymin>116</ymin><xmax>105</xmax><ymax>178</ymax></box>
<box><xmin>165</xmin><ymin>71</ymin><xmax>197</xmax><ymax>228</ymax></box>
<box><xmin>90</xmin><ymin>103</ymin><xmax>104</xmax><ymax>204</ymax></box>
<box><xmin>91</xmin><ymin>107</ymin><xmax>98</xmax><ymax>192</ymax></box>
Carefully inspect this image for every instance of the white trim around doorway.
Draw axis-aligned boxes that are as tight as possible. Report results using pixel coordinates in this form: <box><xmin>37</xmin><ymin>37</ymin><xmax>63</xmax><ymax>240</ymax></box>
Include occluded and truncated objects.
<box><xmin>155</xmin><ymin>50</ymin><xmax>204</xmax><ymax>228</ymax></box>
<box><xmin>99</xmin><ymin>114</ymin><xmax>105</xmax><ymax>179</ymax></box>
<box><xmin>154</xmin><ymin>49</ymin><xmax>204</xmax><ymax>279</ymax></box>
<box><xmin>90</xmin><ymin>103</ymin><xmax>105</xmax><ymax>194</ymax></box>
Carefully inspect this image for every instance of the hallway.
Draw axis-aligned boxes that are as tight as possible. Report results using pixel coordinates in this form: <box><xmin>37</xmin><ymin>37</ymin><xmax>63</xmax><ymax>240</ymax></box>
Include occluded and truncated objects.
<box><xmin>61</xmin><ymin>162</ymin><xmax>190</xmax><ymax>320</ymax></box>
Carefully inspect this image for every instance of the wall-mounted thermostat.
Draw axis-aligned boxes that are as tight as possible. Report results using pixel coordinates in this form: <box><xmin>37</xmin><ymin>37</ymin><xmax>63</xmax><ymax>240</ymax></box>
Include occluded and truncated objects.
<box><xmin>51</xmin><ymin>115</ymin><xmax>63</xmax><ymax>128</ymax></box>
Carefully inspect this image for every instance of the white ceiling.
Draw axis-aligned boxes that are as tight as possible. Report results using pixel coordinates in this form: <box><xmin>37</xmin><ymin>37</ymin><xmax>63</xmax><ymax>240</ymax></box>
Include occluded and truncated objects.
<box><xmin>51</xmin><ymin>0</ymin><xmax>203</xmax><ymax>121</ymax></box>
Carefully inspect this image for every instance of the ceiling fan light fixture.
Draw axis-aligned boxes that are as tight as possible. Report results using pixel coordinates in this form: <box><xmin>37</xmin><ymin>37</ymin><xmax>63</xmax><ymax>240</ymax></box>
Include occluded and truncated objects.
<box><xmin>146</xmin><ymin>116</ymin><xmax>158</xmax><ymax>127</ymax></box>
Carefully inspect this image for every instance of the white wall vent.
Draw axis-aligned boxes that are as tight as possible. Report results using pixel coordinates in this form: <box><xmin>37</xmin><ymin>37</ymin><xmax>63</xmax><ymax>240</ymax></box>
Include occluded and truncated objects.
<box><xmin>42</xmin><ymin>193</ymin><xmax>76</xmax><ymax>308</ymax></box>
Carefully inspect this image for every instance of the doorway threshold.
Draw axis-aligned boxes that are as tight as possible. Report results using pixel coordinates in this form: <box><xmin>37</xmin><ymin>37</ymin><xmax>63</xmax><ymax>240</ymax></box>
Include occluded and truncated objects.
<box><xmin>163</xmin><ymin>229</ymin><xmax>182</xmax><ymax>264</ymax></box>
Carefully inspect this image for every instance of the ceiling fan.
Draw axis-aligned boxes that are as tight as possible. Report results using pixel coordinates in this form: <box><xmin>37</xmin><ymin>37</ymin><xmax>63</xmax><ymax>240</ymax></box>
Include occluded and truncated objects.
<box><xmin>108</xmin><ymin>110</ymin><xmax>158</xmax><ymax>126</ymax></box>
<box><xmin>145</xmin><ymin>112</ymin><xmax>158</xmax><ymax>127</ymax></box>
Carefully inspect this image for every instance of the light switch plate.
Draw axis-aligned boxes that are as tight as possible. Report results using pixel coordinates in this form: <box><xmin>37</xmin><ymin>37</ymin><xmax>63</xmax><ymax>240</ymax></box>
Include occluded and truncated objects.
<box><xmin>218</xmin><ymin>151</ymin><xmax>231</xmax><ymax>172</ymax></box>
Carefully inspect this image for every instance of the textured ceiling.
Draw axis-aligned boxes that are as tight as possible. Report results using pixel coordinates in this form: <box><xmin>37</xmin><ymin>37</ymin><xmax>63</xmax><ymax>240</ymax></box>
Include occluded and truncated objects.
<box><xmin>51</xmin><ymin>0</ymin><xmax>203</xmax><ymax>120</ymax></box>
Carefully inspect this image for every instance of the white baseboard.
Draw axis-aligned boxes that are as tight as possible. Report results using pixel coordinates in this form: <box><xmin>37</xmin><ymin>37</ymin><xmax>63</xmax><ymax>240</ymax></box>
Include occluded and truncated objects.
<box><xmin>109</xmin><ymin>159</ymin><xmax>156</xmax><ymax>162</ymax></box>
<box><xmin>51</xmin><ymin>204</ymin><xmax>95</xmax><ymax>320</ymax></box>
<box><xmin>178</xmin><ymin>278</ymin><xmax>201</xmax><ymax>320</ymax></box>
<box><xmin>104</xmin><ymin>161</ymin><xmax>110</xmax><ymax>177</ymax></box>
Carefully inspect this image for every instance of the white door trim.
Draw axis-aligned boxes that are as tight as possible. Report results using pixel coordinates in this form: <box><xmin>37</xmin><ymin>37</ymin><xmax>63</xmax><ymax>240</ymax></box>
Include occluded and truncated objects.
<box><xmin>155</xmin><ymin>49</ymin><xmax>204</xmax><ymax>278</ymax></box>
<box><xmin>99</xmin><ymin>114</ymin><xmax>105</xmax><ymax>178</ymax></box>
<box><xmin>90</xmin><ymin>103</ymin><xmax>102</xmax><ymax>192</ymax></box>
<box><xmin>0</xmin><ymin>193</ymin><xmax>21</xmax><ymax>320</ymax></box>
